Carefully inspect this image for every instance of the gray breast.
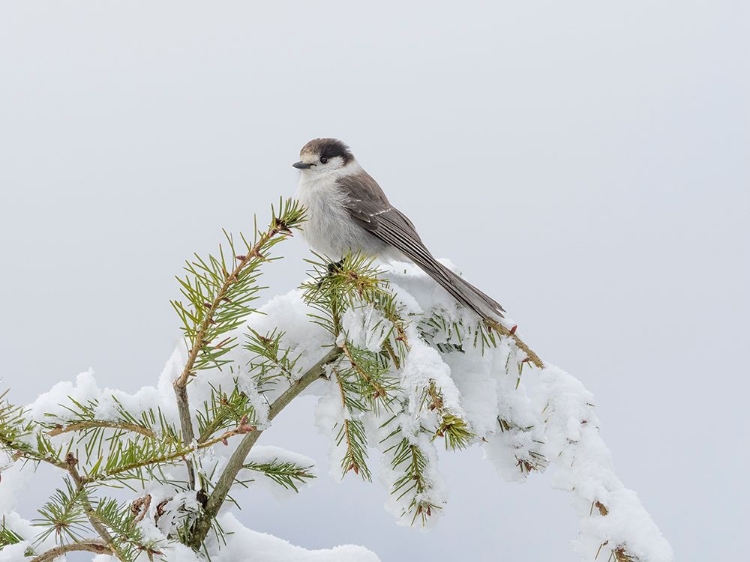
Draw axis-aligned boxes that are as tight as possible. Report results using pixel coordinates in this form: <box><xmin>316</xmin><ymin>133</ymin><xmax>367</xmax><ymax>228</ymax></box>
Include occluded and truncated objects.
<box><xmin>297</xmin><ymin>183</ymin><xmax>384</xmax><ymax>260</ymax></box>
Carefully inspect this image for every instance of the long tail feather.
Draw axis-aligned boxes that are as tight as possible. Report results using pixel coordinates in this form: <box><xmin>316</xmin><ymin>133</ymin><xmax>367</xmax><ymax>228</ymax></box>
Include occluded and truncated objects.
<box><xmin>412</xmin><ymin>256</ymin><xmax>505</xmax><ymax>322</ymax></box>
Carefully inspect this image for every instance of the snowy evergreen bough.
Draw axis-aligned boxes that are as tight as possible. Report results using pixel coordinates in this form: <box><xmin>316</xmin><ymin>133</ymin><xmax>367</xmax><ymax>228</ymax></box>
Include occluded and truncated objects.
<box><xmin>0</xmin><ymin>199</ymin><xmax>672</xmax><ymax>561</ymax></box>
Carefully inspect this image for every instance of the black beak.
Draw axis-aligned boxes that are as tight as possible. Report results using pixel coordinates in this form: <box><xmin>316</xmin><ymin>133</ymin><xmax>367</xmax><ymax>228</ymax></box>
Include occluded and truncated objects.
<box><xmin>293</xmin><ymin>161</ymin><xmax>312</xmax><ymax>169</ymax></box>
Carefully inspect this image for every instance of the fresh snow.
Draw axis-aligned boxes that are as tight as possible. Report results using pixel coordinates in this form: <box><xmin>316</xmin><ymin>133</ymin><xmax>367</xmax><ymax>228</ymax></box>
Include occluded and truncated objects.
<box><xmin>0</xmin><ymin>261</ymin><xmax>672</xmax><ymax>561</ymax></box>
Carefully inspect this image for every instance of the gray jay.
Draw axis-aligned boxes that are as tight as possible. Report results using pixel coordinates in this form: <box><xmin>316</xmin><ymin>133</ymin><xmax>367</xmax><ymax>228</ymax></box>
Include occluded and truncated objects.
<box><xmin>293</xmin><ymin>138</ymin><xmax>506</xmax><ymax>323</ymax></box>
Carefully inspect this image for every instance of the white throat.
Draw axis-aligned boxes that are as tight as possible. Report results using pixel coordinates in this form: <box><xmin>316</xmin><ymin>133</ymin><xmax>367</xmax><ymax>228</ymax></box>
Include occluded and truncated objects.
<box><xmin>294</xmin><ymin>161</ymin><xmax>371</xmax><ymax>259</ymax></box>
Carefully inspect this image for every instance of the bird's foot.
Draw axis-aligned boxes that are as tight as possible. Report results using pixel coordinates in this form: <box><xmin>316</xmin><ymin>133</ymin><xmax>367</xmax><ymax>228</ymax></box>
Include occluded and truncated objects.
<box><xmin>317</xmin><ymin>259</ymin><xmax>346</xmax><ymax>288</ymax></box>
<box><xmin>327</xmin><ymin>259</ymin><xmax>345</xmax><ymax>274</ymax></box>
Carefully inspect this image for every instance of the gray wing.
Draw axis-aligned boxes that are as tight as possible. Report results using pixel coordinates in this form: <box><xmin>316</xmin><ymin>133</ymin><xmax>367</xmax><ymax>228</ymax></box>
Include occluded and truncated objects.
<box><xmin>336</xmin><ymin>171</ymin><xmax>422</xmax><ymax>242</ymax></box>
<box><xmin>337</xmin><ymin>172</ymin><xmax>505</xmax><ymax>320</ymax></box>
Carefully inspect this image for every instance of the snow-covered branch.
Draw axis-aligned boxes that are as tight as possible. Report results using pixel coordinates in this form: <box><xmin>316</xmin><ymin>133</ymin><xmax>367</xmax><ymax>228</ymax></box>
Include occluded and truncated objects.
<box><xmin>0</xmin><ymin>201</ymin><xmax>671</xmax><ymax>561</ymax></box>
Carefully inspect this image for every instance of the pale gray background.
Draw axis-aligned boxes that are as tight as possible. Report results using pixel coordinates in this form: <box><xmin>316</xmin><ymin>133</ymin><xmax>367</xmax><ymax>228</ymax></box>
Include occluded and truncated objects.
<box><xmin>1</xmin><ymin>2</ymin><xmax>748</xmax><ymax>560</ymax></box>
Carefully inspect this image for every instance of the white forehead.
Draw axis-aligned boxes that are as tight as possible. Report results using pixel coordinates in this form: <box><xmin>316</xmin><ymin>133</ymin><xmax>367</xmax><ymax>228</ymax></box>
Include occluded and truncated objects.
<box><xmin>299</xmin><ymin>148</ymin><xmax>321</xmax><ymax>164</ymax></box>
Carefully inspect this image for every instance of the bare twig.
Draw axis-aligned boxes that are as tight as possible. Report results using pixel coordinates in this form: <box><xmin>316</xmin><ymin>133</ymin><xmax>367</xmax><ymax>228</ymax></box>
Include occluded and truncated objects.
<box><xmin>31</xmin><ymin>539</ymin><xmax>112</xmax><ymax>562</ymax></box>
<box><xmin>486</xmin><ymin>319</ymin><xmax>544</xmax><ymax>369</ymax></box>
<box><xmin>173</xmin><ymin>384</ymin><xmax>197</xmax><ymax>488</ymax></box>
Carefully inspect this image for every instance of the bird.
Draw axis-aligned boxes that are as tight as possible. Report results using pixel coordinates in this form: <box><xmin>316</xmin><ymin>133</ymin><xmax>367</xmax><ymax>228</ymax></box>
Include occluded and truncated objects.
<box><xmin>293</xmin><ymin>138</ymin><xmax>506</xmax><ymax>324</ymax></box>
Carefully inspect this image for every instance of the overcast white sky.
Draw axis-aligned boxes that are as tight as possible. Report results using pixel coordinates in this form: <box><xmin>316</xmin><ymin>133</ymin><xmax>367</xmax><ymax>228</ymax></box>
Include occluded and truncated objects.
<box><xmin>1</xmin><ymin>2</ymin><xmax>748</xmax><ymax>560</ymax></box>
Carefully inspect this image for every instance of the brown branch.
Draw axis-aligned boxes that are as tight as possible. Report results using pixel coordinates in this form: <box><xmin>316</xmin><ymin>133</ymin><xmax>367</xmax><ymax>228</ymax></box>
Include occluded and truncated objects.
<box><xmin>173</xmin><ymin>384</ymin><xmax>196</xmax><ymax>488</ymax></box>
<box><xmin>47</xmin><ymin>420</ymin><xmax>155</xmax><ymax>438</ymax></box>
<box><xmin>11</xmin><ymin>450</ymin><xmax>69</xmax><ymax>471</ymax></box>
<box><xmin>382</xmin><ymin>338</ymin><xmax>401</xmax><ymax>369</ymax></box>
<box><xmin>31</xmin><ymin>540</ymin><xmax>112</xmax><ymax>562</ymax></box>
<box><xmin>486</xmin><ymin>319</ymin><xmax>544</xmax><ymax>369</ymax></box>
<box><xmin>186</xmin><ymin>347</ymin><xmax>342</xmax><ymax>549</ymax></box>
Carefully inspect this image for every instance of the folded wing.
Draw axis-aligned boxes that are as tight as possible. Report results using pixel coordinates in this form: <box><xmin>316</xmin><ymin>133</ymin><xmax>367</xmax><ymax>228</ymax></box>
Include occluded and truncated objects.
<box><xmin>337</xmin><ymin>173</ymin><xmax>505</xmax><ymax>321</ymax></box>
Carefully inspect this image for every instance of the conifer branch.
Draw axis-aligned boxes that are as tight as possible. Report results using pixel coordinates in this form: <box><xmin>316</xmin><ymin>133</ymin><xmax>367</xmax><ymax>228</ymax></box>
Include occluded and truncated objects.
<box><xmin>64</xmin><ymin>454</ymin><xmax>125</xmax><ymax>559</ymax></box>
<box><xmin>485</xmin><ymin>319</ymin><xmax>543</xmax><ymax>369</ymax></box>
<box><xmin>171</xmin><ymin>199</ymin><xmax>305</xmax><ymax>489</ymax></box>
<box><xmin>0</xmin><ymin>395</ymin><xmax>100</xmax><ymax>480</ymax></box>
<box><xmin>379</xmin><ymin>410</ymin><xmax>444</xmax><ymax>526</ymax></box>
<box><xmin>101</xmin><ymin>420</ymin><xmax>256</xmax><ymax>480</ymax></box>
<box><xmin>1</xmin><ymin>197</ymin><xmax>660</xmax><ymax>561</ymax></box>
<box><xmin>0</xmin><ymin>519</ymin><xmax>24</xmax><ymax>547</ymax></box>
<box><xmin>497</xmin><ymin>417</ymin><xmax>547</xmax><ymax>474</ymax></box>
<box><xmin>43</xmin><ymin>396</ymin><xmax>165</xmax><ymax>445</ymax></box>
<box><xmin>242</xmin><ymin>460</ymin><xmax>316</xmax><ymax>492</ymax></box>
<box><xmin>423</xmin><ymin>381</ymin><xmax>473</xmax><ymax>450</ymax></box>
<box><xmin>340</xmin><ymin>341</ymin><xmax>388</xmax><ymax>404</ymax></box>
<box><xmin>47</xmin><ymin>420</ymin><xmax>155</xmax><ymax>439</ymax></box>
<box><xmin>31</xmin><ymin>455</ymin><xmax>128</xmax><ymax>560</ymax></box>
<box><xmin>196</xmin><ymin>382</ymin><xmax>256</xmax><ymax>444</ymax></box>
<box><xmin>245</xmin><ymin>328</ymin><xmax>300</xmax><ymax>391</ymax></box>
<box><xmin>389</xmin><ymin>435</ymin><xmax>441</xmax><ymax>525</ymax></box>
<box><xmin>187</xmin><ymin>347</ymin><xmax>341</xmax><ymax>549</ymax></box>
<box><xmin>0</xmin><ymin>390</ymin><xmax>39</xmax><ymax>460</ymax></box>
<box><xmin>332</xmin><ymin>366</ymin><xmax>371</xmax><ymax>480</ymax></box>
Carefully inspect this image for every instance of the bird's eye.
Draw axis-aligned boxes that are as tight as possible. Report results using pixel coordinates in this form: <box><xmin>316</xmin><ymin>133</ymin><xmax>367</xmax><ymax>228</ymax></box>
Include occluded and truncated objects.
<box><xmin>320</xmin><ymin>157</ymin><xmax>328</xmax><ymax>164</ymax></box>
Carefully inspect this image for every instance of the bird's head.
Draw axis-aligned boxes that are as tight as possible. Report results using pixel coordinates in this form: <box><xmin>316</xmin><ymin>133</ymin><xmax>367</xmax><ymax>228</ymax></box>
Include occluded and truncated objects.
<box><xmin>293</xmin><ymin>138</ymin><xmax>354</xmax><ymax>174</ymax></box>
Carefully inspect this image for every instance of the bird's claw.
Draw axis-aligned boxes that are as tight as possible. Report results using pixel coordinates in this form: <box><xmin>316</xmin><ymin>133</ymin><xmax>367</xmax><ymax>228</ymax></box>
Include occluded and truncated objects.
<box><xmin>317</xmin><ymin>259</ymin><xmax>346</xmax><ymax>288</ymax></box>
